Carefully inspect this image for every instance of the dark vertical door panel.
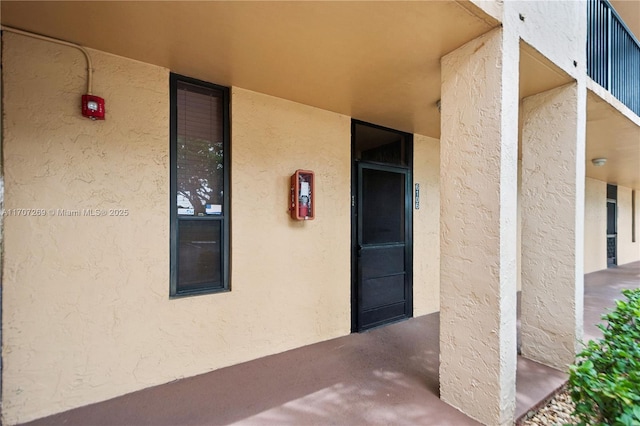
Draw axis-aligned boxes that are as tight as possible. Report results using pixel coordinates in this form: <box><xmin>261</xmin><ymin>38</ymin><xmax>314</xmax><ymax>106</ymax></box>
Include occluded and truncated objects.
<box><xmin>607</xmin><ymin>200</ymin><xmax>617</xmax><ymax>267</ymax></box>
<box><xmin>607</xmin><ymin>184</ymin><xmax>617</xmax><ymax>267</ymax></box>
<box><xmin>356</xmin><ymin>163</ymin><xmax>411</xmax><ymax>331</ymax></box>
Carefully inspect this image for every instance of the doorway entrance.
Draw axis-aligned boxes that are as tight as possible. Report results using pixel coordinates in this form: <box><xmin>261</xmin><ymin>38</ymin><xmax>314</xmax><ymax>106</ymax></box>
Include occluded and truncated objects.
<box><xmin>607</xmin><ymin>184</ymin><xmax>617</xmax><ymax>267</ymax></box>
<box><xmin>351</xmin><ymin>121</ymin><xmax>413</xmax><ymax>332</ymax></box>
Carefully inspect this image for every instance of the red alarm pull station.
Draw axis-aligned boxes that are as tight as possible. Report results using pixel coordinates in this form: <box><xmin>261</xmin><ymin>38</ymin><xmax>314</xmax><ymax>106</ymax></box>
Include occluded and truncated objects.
<box><xmin>81</xmin><ymin>94</ymin><xmax>105</xmax><ymax>120</ymax></box>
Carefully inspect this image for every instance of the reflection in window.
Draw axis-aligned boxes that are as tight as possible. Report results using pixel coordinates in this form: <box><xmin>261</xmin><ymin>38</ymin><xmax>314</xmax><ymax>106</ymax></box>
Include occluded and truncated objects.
<box><xmin>176</xmin><ymin>81</ymin><xmax>224</xmax><ymax>216</ymax></box>
<box><xmin>171</xmin><ymin>74</ymin><xmax>230</xmax><ymax>296</ymax></box>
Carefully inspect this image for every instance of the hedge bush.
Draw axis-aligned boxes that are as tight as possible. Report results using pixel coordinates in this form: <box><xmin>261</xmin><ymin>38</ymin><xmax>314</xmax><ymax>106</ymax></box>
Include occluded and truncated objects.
<box><xmin>568</xmin><ymin>288</ymin><xmax>640</xmax><ymax>426</ymax></box>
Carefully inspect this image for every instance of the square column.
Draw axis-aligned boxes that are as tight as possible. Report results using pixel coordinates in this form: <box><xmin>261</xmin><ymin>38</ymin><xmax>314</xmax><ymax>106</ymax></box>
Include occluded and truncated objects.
<box><xmin>520</xmin><ymin>83</ymin><xmax>586</xmax><ymax>369</ymax></box>
<box><xmin>440</xmin><ymin>28</ymin><xmax>519</xmax><ymax>426</ymax></box>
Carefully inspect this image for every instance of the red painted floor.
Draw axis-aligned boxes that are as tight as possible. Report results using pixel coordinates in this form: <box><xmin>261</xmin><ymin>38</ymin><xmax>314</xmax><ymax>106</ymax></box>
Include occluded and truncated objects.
<box><xmin>23</xmin><ymin>261</ymin><xmax>640</xmax><ymax>425</ymax></box>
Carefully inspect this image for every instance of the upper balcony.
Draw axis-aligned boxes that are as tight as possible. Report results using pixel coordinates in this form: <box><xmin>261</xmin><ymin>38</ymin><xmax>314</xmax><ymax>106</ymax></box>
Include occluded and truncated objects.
<box><xmin>587</xmin><ymin>0</ymin><xmax>640</xmax><ymax>117</ymax></box>
<box><xmin>585</xmin><ymin>0</ymin><xmax>640</xmax><ymax>190</ymax></box>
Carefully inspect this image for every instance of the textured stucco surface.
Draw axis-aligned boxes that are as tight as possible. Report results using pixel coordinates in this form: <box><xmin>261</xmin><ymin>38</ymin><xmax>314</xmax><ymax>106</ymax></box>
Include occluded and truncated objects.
<box><xmin>509</xmin><ymin>0</ymin><xmax>586</xmax><ymax>80</ymax></box>
<box><xmin>230</xmin><ymin>86</ymin><xmax>351</xmax><ymax>357</ymax></box>
<box><xmin>2</xmin><ymin>33</ymin><xmax>170</xmax><ymax>424</ymax></box>
<box><xmin>584</xmin><ymin>178</ymin><xmax>608</xmax><ymax>273</ymax></box>
<box><xmin>439</xmin><ymin>27</ymin><xmax>518</xmax><ymax>426</ymax></box>
<box><xmin>0</xmin><ymin>2</ymin><xmax>607</xmax><ymax>424</ymax></box>
<box><xmin>472</xmin><ymin>0</ymin><xmax>586</xmax><ymax>81</ymax></box>
<box><xmin>413</xmin><ymin>134</ymin><xmax>440</xmax><ymax>316</ymax></box>
<box><xmin>517</xmin><ymin>159</ymin><xmax>523</xmax><ymax>292</ymax></box>
<box><xmin>617</xmin><ymin>186</ymin><xmax>640</xmax><ymax>266</ymax></box>
<box><xmin>520</xmin><ymin>83</ymin><xmax>586</xmax><ymax>370</ymax></box>
<box><xmin>468</xmin><ymin>0</ymin><xmax>503</xmax><ymax>23</ymax></box>
<box><xmin>2</xmin><ymin>33</ymin><xmax>351</xmax><ymax>424</ymax></box>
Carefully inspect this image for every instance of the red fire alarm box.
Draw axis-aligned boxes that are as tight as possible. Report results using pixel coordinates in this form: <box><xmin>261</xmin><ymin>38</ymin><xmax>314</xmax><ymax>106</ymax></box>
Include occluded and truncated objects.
<box><xmin>81</xmin><ymin>94</ymin><xmax>105</xmax><ymax>120</ymax></box>
<box><xmin>290</xmin><ymin>170</ymin><xmax>315</xmax><ymax>220</ymax></box>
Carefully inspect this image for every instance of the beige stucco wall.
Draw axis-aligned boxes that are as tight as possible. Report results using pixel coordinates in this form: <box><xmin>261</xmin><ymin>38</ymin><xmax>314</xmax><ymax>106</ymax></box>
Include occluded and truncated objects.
<box><xmin>472</xmin><ymin>0</ymin><xmax>587</xmax><ymax>80</ymax></box>
<box><xmin>517</xmin><ymin>159</ymin><xmax>523</xmax><ymax>292</ymax></box>
<box><xmin>230</xmin><ymin>86</ymin><xmax>351</xmax><ymax>352</ymax></box>
<box><xmin>617</xmin><ymin>185</ymin><xmax>640</xmax><ymax>265</ymax></box>
<box><xmin>2</xmin><ymin>33</ymin><xmax>351</xmax><ymax>424</ymax></box>
<box><xmin>520</xmin><ymin>83</ymin><xmax>586</xmax><ymax>369</ymax></box>
<box><xmin>583</xmin><ymin>179</ymin><xmax>640</xmax><ymax>272</ymax></box>
<box><xmin>439</xmin><ymin>27</ymin><xmax>519</xmax><ymax>425</ymax></box>
<box><xmin>413</xmin><ymin>134</ymin><xmax>440</xmax><ymax>316</ymax></box>
<box><xmin>507</xmin><ymin>0</ymin><xmax>586</xmax><ymax>79</ymax></box>
<box><xmin>584</xmin><ymin>178</ymin><xmax>607</xmax><ymax>273</ymax></box>
<box><xmin>2</xmin><ymin>33</ymin><xmax>169</xmax><ymax>424</ymax></box>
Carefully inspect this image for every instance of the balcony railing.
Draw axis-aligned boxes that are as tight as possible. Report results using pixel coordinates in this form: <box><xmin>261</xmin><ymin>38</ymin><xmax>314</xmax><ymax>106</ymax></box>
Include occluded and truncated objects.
<box><xmin>587</xmin><ymin>0</ymin><xmax>640</xmax><ymax>116</ymax></box>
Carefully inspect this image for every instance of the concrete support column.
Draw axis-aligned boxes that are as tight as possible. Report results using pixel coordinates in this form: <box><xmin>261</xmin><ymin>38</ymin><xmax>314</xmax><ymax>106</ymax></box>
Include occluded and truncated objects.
<box><xmin>439</xmin><ymin>27</ymin><xmax>519</xmax><ymax>426</ymax></box>
<box><xmin>520</xmin><ymin>83</ymin><xmax>586</xmax><ymax>369</ymax></box>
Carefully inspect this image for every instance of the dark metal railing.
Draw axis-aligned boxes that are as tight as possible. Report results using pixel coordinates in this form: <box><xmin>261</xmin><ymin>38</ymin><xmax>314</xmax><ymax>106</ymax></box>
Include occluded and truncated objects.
<box><xmin>587</xmin><ymin>0</ymin><xmax>640</xmax><ymax>116</ymax></box>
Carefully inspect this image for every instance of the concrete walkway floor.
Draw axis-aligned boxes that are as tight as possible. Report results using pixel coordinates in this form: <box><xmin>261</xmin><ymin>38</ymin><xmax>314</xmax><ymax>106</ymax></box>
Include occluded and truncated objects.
<box><xmin>24</xmin><ymin>261</ymin><xmax>640</xmax><ymax>426</ymax></box>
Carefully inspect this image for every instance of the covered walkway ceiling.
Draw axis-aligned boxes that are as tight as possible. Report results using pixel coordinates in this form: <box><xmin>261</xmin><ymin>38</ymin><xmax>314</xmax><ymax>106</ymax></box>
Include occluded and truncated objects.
<box><xmin>2</xmin><ymin>1</ymin><xmax>500</xmax><ymax>138</ymax></box>
<box><xmin>0</xmin><ymin>0</ymin><xmax>557</xmax><ymax>139</ymax></box>
<box><xmin>3</xmin><ymin>1</ymin><xmax>637</xmax><ymax>188</ymax></box>
<box><xmin>586</xmin><ymin>88</ymin><xmax>640</xmax><ymax>190</ymax></box>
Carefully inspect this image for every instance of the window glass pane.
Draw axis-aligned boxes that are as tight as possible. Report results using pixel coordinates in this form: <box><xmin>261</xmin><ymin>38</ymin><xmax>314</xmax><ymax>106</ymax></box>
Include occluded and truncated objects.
<box><xmin>354</xmin><ymin>123</ymin><xmax>406</xmax><ymax>166</ymax></box>
<box><xmin>176</xmin><ymin>81</ymin><xmax>224</xmax><ymax>216</ymax></box>
<box><xmin>178</xmin><ymin>220</ymin><xmax>222</xmax><ymax>292</ymax></box>
<box><xmin>607</xmin><ymin>202</ymin><xmax>616</xmax><ymax>234</ymax></box>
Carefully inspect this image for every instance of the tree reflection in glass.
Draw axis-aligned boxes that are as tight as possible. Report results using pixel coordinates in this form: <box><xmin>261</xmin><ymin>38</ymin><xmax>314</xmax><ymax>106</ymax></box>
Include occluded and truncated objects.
<box><xmin>176</xmin><ymin>82</ymin><xmax>224</xmax><ymax>216</ymax></box>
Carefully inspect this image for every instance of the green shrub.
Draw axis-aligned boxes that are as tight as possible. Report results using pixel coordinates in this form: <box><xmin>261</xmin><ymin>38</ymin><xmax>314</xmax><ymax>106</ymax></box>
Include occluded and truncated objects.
<box><xmin>568</xmin><ymin>288</ymin><xmax>640</xmax><ymax>426</ymax></box>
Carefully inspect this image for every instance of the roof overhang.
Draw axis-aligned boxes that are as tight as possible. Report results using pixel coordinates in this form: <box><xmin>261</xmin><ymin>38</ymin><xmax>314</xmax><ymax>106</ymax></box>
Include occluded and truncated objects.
<box><xmin>585</xmin><ymin>81</ymin><xmax>640</xmax><ymax>190</ymax></box>
<box><xmin>1</xmin><ymin>0</ymin><xmax>500</xmax><ymax>138</ymax></box>
<box><xmin>4</xmin><ymin>1</ymin><xmax>637</xmax><ymax>190</ymax></box>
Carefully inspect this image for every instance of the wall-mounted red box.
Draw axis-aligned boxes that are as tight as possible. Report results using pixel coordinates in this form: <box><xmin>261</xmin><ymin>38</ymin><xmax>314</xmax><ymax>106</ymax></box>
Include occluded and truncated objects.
<box><xmin>289</xmin><ymin>170</ymin><xmax>314</xmax><ymax>220</ymax></box>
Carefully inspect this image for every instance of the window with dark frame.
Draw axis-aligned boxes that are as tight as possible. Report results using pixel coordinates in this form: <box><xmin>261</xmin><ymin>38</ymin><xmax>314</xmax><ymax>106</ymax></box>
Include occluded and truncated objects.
<box><xmin>170</xmin><ymin>73</ymin><xmax>230</xmax><ymax>296</ymax></box>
